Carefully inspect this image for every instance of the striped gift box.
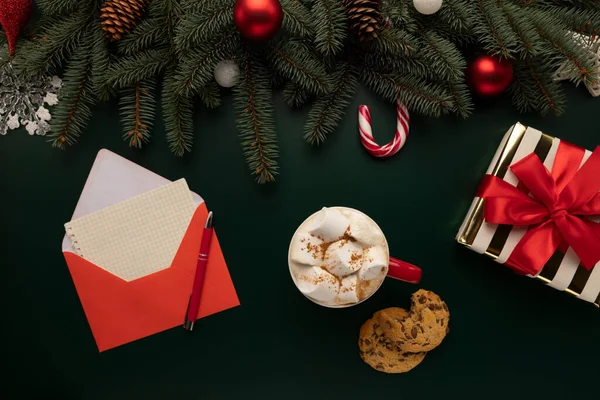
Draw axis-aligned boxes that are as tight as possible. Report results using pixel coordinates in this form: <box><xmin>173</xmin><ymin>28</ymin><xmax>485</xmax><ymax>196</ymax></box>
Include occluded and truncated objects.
<box><xmin>456</xmin><ymin>123</ymin><xmax>600</xmax><ymax>307</ymax></box>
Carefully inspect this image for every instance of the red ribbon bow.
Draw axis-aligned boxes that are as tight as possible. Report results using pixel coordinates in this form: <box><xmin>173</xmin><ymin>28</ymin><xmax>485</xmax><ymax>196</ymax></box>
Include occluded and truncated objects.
<box><xmin>477</xmin><ymin>141</ymin><xmax>600</xmax><ymax>276</ymax></box>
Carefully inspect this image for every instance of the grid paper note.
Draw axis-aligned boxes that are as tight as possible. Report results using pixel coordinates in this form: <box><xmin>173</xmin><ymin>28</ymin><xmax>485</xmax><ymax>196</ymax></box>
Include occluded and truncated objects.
<box><xmin>65</xmin><ymin>179</ymin><xmax>196</xmax><ymax>282</ymax></box>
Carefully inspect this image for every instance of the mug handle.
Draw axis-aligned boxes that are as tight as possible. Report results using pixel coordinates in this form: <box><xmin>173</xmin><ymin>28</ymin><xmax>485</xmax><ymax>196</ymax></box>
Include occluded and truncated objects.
<box><xmin>387</xmin><ymin>257</ymin><xmax>422</xmax><ymax>284</ymax></box>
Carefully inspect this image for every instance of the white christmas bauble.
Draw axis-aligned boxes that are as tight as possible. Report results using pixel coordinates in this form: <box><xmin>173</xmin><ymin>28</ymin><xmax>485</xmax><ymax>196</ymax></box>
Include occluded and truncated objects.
<box><xmin>213</xmin><ymin>60</ymin><xmax>240</xmax><ymax>88</ymax></box>
<box><xmin>413</xmin><ymin>0</ymin><xmax>443</xmax><ymax>15</ymax></box>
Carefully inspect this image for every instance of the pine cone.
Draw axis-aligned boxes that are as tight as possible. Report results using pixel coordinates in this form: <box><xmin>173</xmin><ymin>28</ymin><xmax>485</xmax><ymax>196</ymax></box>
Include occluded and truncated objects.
<box><xmin>344</xmin><ymin>0</ymin><xmax>381</xmax><ymax>42</ymax></box>
<box><xmin>100</xmin><ymin>0</ymin><xmax>149</xmax><ymax>41</ymax></box>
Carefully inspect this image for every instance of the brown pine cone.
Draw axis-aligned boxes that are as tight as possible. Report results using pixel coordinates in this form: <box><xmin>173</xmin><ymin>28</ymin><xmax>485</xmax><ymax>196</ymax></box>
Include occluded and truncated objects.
<box><xmin>344</xmin><ymin>0</ymin><xmax>381</xmax><ymax>42</ymax></box>
<box><xmin>100</xmin><ymin>0</ymin><xmax>150</xmax><ymax>41</ymax></box>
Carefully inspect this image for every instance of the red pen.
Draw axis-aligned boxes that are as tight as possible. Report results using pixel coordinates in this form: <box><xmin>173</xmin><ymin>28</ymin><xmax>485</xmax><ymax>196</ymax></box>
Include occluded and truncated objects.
<box><xmin>184</xmin><ymin>211</ymin><xmax>214</xmax><ymax>331</ymax></box>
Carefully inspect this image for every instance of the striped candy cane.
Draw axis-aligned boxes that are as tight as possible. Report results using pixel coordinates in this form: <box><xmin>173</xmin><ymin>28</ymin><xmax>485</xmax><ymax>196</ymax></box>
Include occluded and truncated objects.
<box><xmin>358</xmin><ymin>102</ymin><xmax>410</xmax><ymax>158</ymax></box>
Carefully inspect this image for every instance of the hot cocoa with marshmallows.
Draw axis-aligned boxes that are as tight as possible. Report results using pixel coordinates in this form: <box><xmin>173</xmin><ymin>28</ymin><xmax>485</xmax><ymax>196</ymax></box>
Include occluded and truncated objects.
<box><xmin>289</xmin><ymin>207</ymin><xmax>389</xmax><ymax>307</ymax></box>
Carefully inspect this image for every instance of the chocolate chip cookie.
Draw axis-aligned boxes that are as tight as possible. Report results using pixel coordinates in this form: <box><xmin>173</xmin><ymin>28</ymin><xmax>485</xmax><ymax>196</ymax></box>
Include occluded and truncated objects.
<box><xmin>358</xmin><ymin>315</ymin><xmax>426</xmax><ymax>373</ymax></box>
<box><xmin>377</xmin><ymin>290</ymin><xmax>450</xmax><ymax>353</ymax></box>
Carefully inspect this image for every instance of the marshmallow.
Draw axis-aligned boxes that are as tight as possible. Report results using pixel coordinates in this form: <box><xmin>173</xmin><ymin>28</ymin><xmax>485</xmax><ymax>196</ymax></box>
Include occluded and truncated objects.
<box><xmin>337</xmin><ymin>274</ymin><xmax>359</xmax><ymax>304</ymax></box>
<box><xmin>347</xmin><ymin>212</ymin><xmax>384</xmax><ymax>247</ymax></box>
<box><xmin>307</xmin><ymin>207</ymin><xmax>349</xmax><ymax>242</ymax></box>
<box><xmin>358</xmin><ymin>246</ymin><xmax>388</xmax><ymax>281</ymax></box>
<box><xmin>295</xmin><ymin>266</ymin><xmax>340</xmax><ymax>303</ymax></box>
<box><xmin>322</xmin><ymin>240</ymin><xmax>365</xmax><ymax>277</ymax></box>
<box><xmin>290</xmin><ymin>232</ymin><xmax>323</xmax><ymax>266</ymax></box>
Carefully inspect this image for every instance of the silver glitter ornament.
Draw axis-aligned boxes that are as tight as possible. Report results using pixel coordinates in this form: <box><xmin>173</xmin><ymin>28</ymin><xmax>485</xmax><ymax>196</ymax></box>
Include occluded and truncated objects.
<box><xmin>213</xmin><ymin>60</ymin><xmax>240</xmax><ymax>88</ymax></box>
<box><xmin>0</xmin><ymin>47</ymin><xmax>62</xmax><ymax>136</ymax></box>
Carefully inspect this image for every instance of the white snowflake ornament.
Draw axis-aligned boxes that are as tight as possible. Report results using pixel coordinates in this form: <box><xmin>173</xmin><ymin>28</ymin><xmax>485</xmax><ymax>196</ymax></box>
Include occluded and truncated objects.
<box><xmin>554</xmin><ymin>33</ymin><xmax>600</xmax><ymax>97</ymax></box>
<box><xmin>0</xmin><ymin>46</ymin><xmax>62</xmax><ymax>136</ymax></box>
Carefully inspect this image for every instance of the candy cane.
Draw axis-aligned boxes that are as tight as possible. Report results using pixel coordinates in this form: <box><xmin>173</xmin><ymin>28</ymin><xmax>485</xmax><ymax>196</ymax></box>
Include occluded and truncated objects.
<box><xmin>358</xmin><ymin>102</ymin><xmax>410</xmax><ymax>158</ymax></box>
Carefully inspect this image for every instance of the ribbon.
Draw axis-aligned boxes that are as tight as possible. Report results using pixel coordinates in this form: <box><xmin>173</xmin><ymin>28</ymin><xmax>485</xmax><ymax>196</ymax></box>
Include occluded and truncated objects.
<box><xmin>476</xmin><ymin>141</ymin><xmax>600</xmax><ymax>276</ymax></box>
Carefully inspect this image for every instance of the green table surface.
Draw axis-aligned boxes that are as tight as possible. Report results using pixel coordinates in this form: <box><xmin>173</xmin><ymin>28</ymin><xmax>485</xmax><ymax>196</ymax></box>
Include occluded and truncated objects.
<box><xmin>2</xmin><ymin>84</ymin><xmax>599</xmax><ymax>399</ymax></box>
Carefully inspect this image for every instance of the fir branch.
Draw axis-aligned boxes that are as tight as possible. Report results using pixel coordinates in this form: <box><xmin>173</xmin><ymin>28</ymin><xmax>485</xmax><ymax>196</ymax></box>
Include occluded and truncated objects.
<box><xmin>269</xmin><ymin>40</ymin><xmax>331</xmax><ymax>95</ymax></box>
<box><xmin>37</xmin><ymin>0</ymin><xmax>87</xmax><ymax>16</ymax></box>
<box><xmin>120</xmin><ymin>78</ymin><xmax>156</xmax><ymax>148</ymax></box>
<box><xmin>174</xmin><ymin>30</ymin><xmax>240</xmax><ymax>98</ymax></box>
<box><xmin>438</xmin><ymin>0</ymin><xmax>477</xmax><ymax>32</ymax></box>
<box><xmin>371</xmin><ymin>28</ymin><xmax>417</xmax><ymax>56</ymax></box>
<box><xmin>531</xmin><ymin>9</ymin><xmax>598</xmax><ymax>85</ymax></box>
<box><xmin>312</xmin><ymin>0</ymin><xmax>347</xmax><ymax>56</ymax></box>
<box><xmin>197</xmin><ymin>81</ymin><xmax>222</xmax><ymax>109</ymax></box>
<box><xmin>49</xmin><ymin>43</ymin><xmax>95</xmax><ymax>148</ymax></box>
<box><xmin>283</xmin><ymin>82</ymin><xmax>312</xmax><ymax>108</ymax></box>
<box><xmin>119</xmin><ymin>16</ymin><xmax>169</xmax><ymax>56</ymax></box>
<box><xmin>419</xmin><ymin>31</ymin><xmax>465</xmax><ymax>81</ymax></box>
<box><xmin>16</xmin><ymin>11</ymin><xmax>92</xmax><ymax>76</ymax></box>
<box><xmin>360</xmin><ymin>66</ymin><xmax>453</xmax><ymax>117</ymax></box>
<box><xmin>543</xmin><ymin>6</ymin><xmax>600</xmax><ymax>36</ymax></box>
<box><xmin>163</xmin><ymin>71</ymin><xmax>195</xmax><ymax>155</ymax></box>
<box><xmin>91</xmin><ymin>25</ymin><xmax>113</xmax><ymax>102</ymax></box>
<box><xmin>233</xmin><ymin>47</ymin><xmax>279</xmax><ymax>183</ymax></box>
<box><xmin>500</xmin><ymin>2</ymin><xmax>544</xmax><ymax>56</ymax></box>
<box><xmin>446</xmin><ymin>82</ymin><xmax>473</xmax><ymax>118</ymax></box>
<box><xmin>511</xmin><ymin>57</ymin><xmax>566</xmax><ymax>116</ymax></box>
<box><xmin>105</xmin><ymin>49</ymin><xmax>170</xmax><ymax>89</ymax></box>
<box><xmin>175</xmin><ymin>0</ymin><xmax>235</xmax><ymax>51</ymax></box>
<box><xmin>304</xmin><ymin>63</ymin><xmax>358</xmax><ymax>145</ymax></box>
<box><xmin>281</xmin><ymin>0</ymin><xmax>314</xmax><ymax>38</ymax></box>
<box><xmin>381</xmin><ymin>0</ymin><xmax>418</xmax><ymax>32</ymax></box>
<box><xmin>473</xmin><ymin>0</ymin><xmax>518</xmax><ymax>57</ymax></box>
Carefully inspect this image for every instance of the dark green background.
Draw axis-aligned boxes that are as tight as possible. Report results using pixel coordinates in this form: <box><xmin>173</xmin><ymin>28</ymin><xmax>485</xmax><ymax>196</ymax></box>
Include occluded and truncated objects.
<box><xmin>1</xmin><ymin>82</ymin><xmax>599</xmax><ymax>399</ymax></box>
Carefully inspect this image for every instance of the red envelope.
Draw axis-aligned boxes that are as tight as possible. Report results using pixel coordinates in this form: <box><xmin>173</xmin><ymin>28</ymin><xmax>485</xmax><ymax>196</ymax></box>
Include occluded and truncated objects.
<box><xmin>62</xmin><ymin>150</ymin><xmax>239</xmax><ymax>351</ymax></box>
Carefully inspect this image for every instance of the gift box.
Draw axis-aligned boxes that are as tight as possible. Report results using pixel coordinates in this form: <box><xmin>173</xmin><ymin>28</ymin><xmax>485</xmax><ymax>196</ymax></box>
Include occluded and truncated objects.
<box><xmin>456</xmin><ymin>123</ymin><xmax>600</xmax><ymax>307</ymax></box>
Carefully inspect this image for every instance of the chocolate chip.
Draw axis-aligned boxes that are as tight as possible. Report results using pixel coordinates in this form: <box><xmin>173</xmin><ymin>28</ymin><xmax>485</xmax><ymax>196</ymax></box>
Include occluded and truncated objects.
<box><xmin>443</xmin><ymin>303</ymin><xmax>448</xmax><ymax>312</ymax></box>
<box><xmin>400</xmin><ymin>324</ymin><xmax>405</xmax><ymax>332</ymax></box>
<box><xmin>396</xmin><ymin>340</ymin><xmax>404</xmax><ymax>346</ymax></box>
<box><xmin>389</xmin><ymin>364</ymin><xmax>397</xmax><ymax>367</ymax></box>
<box><xmin>386</xmin><ymin>343</ymin><xmax>394</xmax><ymax>351</ymax></box>
<box><xmin>373</xmin><ymin>323</ymin><xmax>380</xmax><ymax>330</ymax></box>
<box><xmin>364</xmin><ymin>339</ymin><xmax>372</xmax><ymax>345</ymax></box>
<box><xmin>428</xmin><ymin>304</ymin><xmax>436</xmax><ymax>311</ymax></box>
<box><xmin>411</xmin><ymin>327</ymin><xmax>418</xmax><ymax>338</ymax></box>
<box><xmin>422</xmin><ymin>342</ymin><xmax>430</xmax><ymax>347</ymax></box>
<box><xmin>440</xmin><ymin>319</ymin><xmax>445</xmax><ymax>326</ymax></box>
<box><xmin>434</xmin><ymin>304</ymin><xmax>443</xmax><ymax>311</ymax></box>
<box><xmin>377</xmin><ymin>351</ymin><xmax>384</xmax><ymax>357</ymax></box>
<box><xmin>419</xmin><ymin>325</ymin><xmax>424</xmax><ymax>333</ymax></box>
<box><xmin>385</xmin><ymin>321</ymin><xmax>392</xmax><ymax>330</ymax></box>
<box><xmin>375</xmin><ymin>364</ymin><xmax>385</xmax><ymax>370</ymax></box>
<box><xmin>419</xmin><ymin>295</ymin><xmax>426</xmax><ymax>304</ymax></box>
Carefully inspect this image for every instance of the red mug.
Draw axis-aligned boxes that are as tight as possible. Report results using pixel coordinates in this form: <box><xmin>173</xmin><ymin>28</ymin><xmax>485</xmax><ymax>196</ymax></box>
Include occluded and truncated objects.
<box><xmin>288</xmin><ymin>207</ymin><xmax>422</xmax><ymax>308</ymax></box>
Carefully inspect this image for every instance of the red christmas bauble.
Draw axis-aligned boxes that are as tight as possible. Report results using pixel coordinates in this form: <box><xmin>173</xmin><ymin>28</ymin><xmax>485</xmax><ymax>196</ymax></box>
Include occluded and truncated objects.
<box><xmin>0</xmin><ymin>0</ymin><xmax>32</xmax><ymax>55</ymax></box>
<box><xmin>233</xmin><ymin>0</ymin><xmax>283</xmax><ymax>42</ymax></box>
<box><xmin>467</xmin><ymin>55</ymin><xmax>514</xmax><ymax>97</ymax></box>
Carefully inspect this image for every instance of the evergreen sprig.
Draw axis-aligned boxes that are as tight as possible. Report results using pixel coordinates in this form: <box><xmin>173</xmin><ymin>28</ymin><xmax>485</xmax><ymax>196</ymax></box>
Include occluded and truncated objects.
<box><xmin>48</xmin><ymin>39</ymin><xmax>95</xmax><ymax>148</ymax></box>
<box><xmin>304</xmin><ymin>62</ymin><xmax>358</xmax><ymax>144</ymax></box>
<box><xmin>14</xmin><ymin>0</ymin><xmax>600</xmax><ymax>184</ymax></box>
<box><xmin>269</xmin><ymin>40</ymin><xmax>331</xmax><ymax>95</ymax></box>
<box><xmin>233</xmin><ymin>48</ymin><xmax>279</xmax><ymax>183</ymax></box>
<box><xmin>120</xmin><ymin>78</ymin><xmax>156</xmax><ymax>148</ymax></box>
<box><xmin>175</xmin><ymin>0</ymin><xmax>236</xmax><ymax>51</ymax></box>
<box><xmin>313</xmin><ymin>0</ymin><xmax>347</xmax><ymax>57</ymax></box>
